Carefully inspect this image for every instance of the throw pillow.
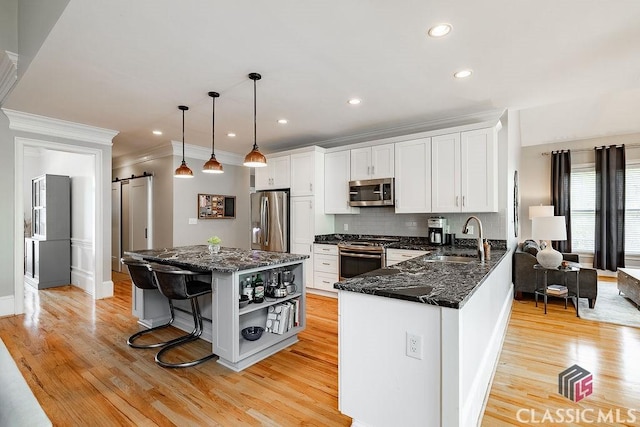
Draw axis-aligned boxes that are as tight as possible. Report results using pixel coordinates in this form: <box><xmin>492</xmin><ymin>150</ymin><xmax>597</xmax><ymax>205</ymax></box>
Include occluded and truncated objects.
<box><xmin>523</xmin><ymin>240</ymin><xmax>539</xmax><ymax>256</ymax></box>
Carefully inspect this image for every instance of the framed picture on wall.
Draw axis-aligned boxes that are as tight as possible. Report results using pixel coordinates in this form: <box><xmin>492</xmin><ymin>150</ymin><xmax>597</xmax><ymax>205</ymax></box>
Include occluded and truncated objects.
<box><xmin>198</xmin><ymin>194</ymin><xmax>236</xmax><ymax>219</ymax></box>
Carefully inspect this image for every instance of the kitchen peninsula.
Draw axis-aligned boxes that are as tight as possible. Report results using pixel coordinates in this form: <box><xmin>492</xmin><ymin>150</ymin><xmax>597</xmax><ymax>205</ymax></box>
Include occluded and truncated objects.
<box><xmin>125</xmin><ymin>245</ymin><xmax>308</xmax><ymax>371</ymax></box>
<box><xmin>335</xmin><ymin>245</ymin><xmax>512</xmax><ymax>427</ymax></box>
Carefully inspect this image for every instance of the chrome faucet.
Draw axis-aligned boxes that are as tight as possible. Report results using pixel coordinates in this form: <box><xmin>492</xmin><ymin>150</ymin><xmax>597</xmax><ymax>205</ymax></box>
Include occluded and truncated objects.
<box><xmin>462</xmin><ymin>216</ymin><xmax>485</xmax><ymax>262</ymax></box>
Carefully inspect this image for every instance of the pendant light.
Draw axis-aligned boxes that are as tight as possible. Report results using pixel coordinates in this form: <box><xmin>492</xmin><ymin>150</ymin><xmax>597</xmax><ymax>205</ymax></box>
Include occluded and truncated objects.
<box><xmin>243</xmin><ymin>72</ymin><xmax>267</xmax><ymax>168</ymax></box>
<box><xmin>202</xmin><ymin>91</ymin><xmax>224</xmax><ymax>173</ymax></box>
<box><xmin>174</xmin><ymin>105</ymin><xmax>194</xmax><ymax>178</ymax></box>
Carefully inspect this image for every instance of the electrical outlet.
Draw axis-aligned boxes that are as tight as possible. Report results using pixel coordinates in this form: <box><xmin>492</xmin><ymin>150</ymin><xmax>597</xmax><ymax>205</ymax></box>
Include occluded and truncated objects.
<box><xmin>343</xmin><ymin>223</ymin><xmax>349</xmax><ymax>231</ymax></box>
<box><xmin>466</xmin><ymin>225</ymin><xmax>474</xmax><ymax>235</ymax></box>
<box><xmin>406</xmin><ymin>332</ymin><xmax>423</xmax><ymax>360</ymax></box>
<box><xmin>188</xmin><ymin>218</ymin><xmax>198</xmax><ymax>225</ymax></box>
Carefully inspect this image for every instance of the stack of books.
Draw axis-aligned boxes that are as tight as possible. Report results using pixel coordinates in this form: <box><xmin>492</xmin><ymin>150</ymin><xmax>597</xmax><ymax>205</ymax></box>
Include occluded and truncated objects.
<box><xmin>547</xmin><ymin>284</ymin><xmax>568</xmax><ymax>296</ymax></box>
<box><xmin>265</xmin><ymin>299</ymin><xmax>300</xmax><ymax>335</ymax></box>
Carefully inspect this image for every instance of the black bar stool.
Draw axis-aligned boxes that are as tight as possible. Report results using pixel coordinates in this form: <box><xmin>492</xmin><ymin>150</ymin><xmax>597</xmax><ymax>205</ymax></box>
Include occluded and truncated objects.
<box><xmin>121</xmin><ymin>257</ymin><xmax>180</xmax><ymax>349</ymax></box>
<box><xmin>149</xmin><ymin>263</ymin><xmax>216</xmax><ymax>368</ymax></box>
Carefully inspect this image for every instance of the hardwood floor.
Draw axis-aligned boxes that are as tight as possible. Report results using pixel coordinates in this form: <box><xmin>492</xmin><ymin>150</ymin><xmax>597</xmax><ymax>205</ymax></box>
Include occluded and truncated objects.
<box><xmin>1</xmin><ymin>276</ymin><xmax>638</xmax><ymax>426</ymax></box>
<box><xmin>482</xmin><ymin>281</ymin><xmax>640</xmax><ymax>427</ymax></box>
<box><xmin>0</xmin><ymin>273</ymin><xmax>351</xmax><ymax>426</ymax></box>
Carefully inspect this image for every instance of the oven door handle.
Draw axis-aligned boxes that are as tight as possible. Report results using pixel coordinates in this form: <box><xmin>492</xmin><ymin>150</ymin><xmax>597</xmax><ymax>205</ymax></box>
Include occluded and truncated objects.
<box><xmin>340</xmin><ymin>252</ymin><xmax>383</xmax><ymax>259</ymax></box>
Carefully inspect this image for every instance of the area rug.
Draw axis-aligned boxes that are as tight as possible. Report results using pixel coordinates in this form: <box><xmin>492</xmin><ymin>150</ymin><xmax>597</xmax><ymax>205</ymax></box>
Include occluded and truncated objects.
<box><xmin>578</xmin><ymin>281</ymin><xmax>640</xmax><ymax>328</ymax></box>
<box><xmin>0</xmin><ymin>338</ymin><xmax>51</xmax><ymax>426</ymax></box>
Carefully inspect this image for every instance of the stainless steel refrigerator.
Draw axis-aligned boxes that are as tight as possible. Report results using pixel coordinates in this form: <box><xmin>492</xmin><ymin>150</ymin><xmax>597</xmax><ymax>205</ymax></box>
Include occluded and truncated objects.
<box><xmin>250</xmin><ymin>190</ymin><xmax>289</xmax><ymax>252</ymax></box>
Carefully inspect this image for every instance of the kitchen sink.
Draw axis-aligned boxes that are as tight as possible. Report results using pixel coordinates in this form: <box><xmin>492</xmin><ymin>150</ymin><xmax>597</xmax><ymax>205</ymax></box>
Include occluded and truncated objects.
<box><xmin>425</xmin><ymin>255</ymin><xmax>476</xmax><ymax>264</ymax></box>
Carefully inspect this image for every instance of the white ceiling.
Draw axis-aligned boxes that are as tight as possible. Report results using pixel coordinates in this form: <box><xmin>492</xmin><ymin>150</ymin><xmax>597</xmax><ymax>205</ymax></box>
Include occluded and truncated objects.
<box><xmin>6</xmin><ymin>0</ymin><xmax>640</xmax><ymax>159</ymax></box>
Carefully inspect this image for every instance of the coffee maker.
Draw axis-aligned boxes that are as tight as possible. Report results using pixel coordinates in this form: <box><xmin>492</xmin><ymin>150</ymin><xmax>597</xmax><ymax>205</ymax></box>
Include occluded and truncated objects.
<box><xmin>428</xmin><ymin>217</ymin><xmax>447</xmax><ymax>245</ymax></box>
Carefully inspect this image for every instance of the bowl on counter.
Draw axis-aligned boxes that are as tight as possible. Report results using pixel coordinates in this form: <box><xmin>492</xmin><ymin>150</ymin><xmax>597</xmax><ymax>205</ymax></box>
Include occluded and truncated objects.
<box><xmin>241</xmin><ymin>326</ymin><xmax>264</xmax><ymax>341</ymax></box>
<box><xmin>239</xmin><ymin>295</ymin><xmax>250</xmax><ymax>309</ymax></box>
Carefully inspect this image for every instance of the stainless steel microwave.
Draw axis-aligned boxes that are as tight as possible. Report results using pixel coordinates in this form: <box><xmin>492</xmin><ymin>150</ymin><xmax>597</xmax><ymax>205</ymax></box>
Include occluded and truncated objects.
<box><xmin>348</xmin><ymin>178</ymin><xmax>394</xmax><ymax>207</ymax></box>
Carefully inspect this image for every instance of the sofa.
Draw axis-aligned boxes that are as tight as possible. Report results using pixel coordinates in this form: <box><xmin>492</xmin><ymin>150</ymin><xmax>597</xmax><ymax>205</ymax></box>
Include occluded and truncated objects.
<box><xmin>512</xmin><ymin>240</ymin><xmax>597</xmax><ymax>309</ymax></box>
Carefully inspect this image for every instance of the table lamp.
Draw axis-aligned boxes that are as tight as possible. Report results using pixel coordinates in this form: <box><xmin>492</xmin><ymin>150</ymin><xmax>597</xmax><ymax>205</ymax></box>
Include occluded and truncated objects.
<box><xmin>531</xmin><ymin>216</ymin><xmax>567</xmax><ymax>269</ymax></box>
<box><xmin>529</xmin><ymin>205</ymin><xmax>554</xmax><ymax>220</ymax></box>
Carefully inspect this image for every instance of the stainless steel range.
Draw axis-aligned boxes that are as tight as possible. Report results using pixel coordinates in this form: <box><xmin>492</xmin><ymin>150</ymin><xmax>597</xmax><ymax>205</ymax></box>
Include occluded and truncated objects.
<box><xmin>338</xmin><ymin>238</ymin><xmax>399</xmax><ymax>280</ymax></box>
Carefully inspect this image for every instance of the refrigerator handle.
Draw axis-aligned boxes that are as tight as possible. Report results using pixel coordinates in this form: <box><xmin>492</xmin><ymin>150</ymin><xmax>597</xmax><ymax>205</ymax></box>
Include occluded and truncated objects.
<box><xmin>262</xmin><ymin>196</ymin><xmax>270</xmax><ymax>245</ymax></box>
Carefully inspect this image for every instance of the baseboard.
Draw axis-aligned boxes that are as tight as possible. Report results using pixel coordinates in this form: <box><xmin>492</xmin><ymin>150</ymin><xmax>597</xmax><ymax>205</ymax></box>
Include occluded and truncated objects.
<box><xmin>0</xmin><ymin>295</ymin><xmax>15</xmax><ymax>317</ymax></box>
<box><xmin>71</xmin><ymin>267</ymin><xmax>94</xmax><ymax>295</ymax></box>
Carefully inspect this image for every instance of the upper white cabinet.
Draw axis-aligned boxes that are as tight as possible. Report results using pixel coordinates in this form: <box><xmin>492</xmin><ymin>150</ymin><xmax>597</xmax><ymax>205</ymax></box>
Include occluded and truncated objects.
<box><xmin>394</xmin><ymin>138</ymin><xmax>431</xmax><ymax>213</ymax></box>
<box><xmin>324</xmin><ymin>150</ymin><xmax>359</xmax><ymax>214</ymax></box>
<box><xmin>431</xmin><ymin>127</ymin><xmax>498</xmax><ymax>213</ymax></box>
<box><xmin>290</xmin><ymin>152</ymin><xmax>315</xmax><ymax>196</ymax></box>
<box><xmin>255</xmin><ymin>155</ymin><xmax>291</xmax><ymax>190</ymax></box>
<box><xmin>350</xmin><ymin>144</ymin><xmax>394</xmax><ymax>181</ymax></box>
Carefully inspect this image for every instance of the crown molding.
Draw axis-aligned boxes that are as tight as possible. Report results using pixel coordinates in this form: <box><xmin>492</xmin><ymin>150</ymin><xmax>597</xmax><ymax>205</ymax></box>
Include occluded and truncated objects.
<box><xmin>2</xmin><ymin>108</ymin><xmax>119</xmax><ymax>145</ymax></box>
<box><xmin>171</xmin><ymin>141</ymin><xmax>244</xmax><ymax>165</ymax></box>
<box><xmin>310</xmin><ymin>109</ymin><xmax>504</xmax><ymax>150</ymax></box>
<box><xmin>0</xmin><ymin>51</ymin><xmax>18</xmax><ymax>105</ymax></box>
<box><xmin>111</xmin><ymin>143</ymin><xmax>174</xmax><ymax>169</ymax></box>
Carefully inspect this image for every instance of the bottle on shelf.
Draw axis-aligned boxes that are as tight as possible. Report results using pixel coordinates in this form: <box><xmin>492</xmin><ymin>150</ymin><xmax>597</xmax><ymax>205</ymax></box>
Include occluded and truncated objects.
<box><xmin>242</xmin><ymin>279</ymin><xmax>254</xmax><ymax>302</ymax></box>
<box><xmin>254</xmin><ymin>273</ymin><xmax>265</xmax><ymax>303</ymax></box>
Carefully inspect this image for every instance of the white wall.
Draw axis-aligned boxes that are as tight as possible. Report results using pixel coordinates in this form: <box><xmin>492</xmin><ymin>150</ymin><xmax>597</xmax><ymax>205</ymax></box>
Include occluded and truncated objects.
<box><xmin>172</xmin><ymin>155</ymin><xmax>251</xmax><ymax>249</ymax></box>
<box><xmin>520</xmin><ymin>132</ymin><xmax>640</xmax><ymax>240</ymax></box>
<box><xmin>113</xmin><ymin>153</ymin><xmax>251</xmax><ymax>251</ymax></box>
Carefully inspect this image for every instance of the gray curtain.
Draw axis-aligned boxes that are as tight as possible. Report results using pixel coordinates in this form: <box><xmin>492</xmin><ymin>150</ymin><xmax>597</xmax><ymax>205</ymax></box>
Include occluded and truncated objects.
<box><xmin>594</xmin><ymin>145</ymin><xmax>625</xmax><ymax>271</ymax></box>
<box><xmin>551</xmin><ymin>150</ymin><xmax>572</xmax><ymax>252</ymax></box>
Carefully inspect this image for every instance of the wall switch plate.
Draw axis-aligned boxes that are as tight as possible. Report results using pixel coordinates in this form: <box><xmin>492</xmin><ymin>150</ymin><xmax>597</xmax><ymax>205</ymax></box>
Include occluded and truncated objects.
<box><xmin>343</xmin><ymin>223</ymin><xmax>349</xmax><ymax>231</ymax></box>
<box><xmin>406</xmin><ymin>332</ymin><xmax>423</xmax><ymax>360</ymax></box>
<box><xmin>188</xmin><ymin>218</ymin><xmax>198</xmax><ymax>225</ymax></box>
<box><xmin>466</xmin><ymin>225</ymin><xmax>474</xmax><ymax>235</ymax></box>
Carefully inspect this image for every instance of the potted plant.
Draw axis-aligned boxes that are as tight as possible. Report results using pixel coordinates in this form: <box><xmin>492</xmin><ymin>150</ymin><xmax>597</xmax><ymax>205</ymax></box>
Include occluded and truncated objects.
<box><xmin>207</xmin><ymin>236</ymin><xmax>222</xmax><ymax>254</ymax></box>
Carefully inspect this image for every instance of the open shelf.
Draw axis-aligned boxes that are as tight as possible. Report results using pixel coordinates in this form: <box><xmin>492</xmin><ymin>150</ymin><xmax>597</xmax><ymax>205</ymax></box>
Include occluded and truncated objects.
<box><xmin>239</xmin><ymin>326</ymin><xmax>303</xmax><ymax>358</ymax></box>
<box><xmin>239</xmin><ymin>291</ymin><xmax>302</xmax><ymax>316</ymax></box>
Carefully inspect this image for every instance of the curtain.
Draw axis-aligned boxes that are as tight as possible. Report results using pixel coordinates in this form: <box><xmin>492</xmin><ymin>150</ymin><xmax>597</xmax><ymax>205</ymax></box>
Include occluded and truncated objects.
<box><xmin>551</xmin><ymin>150</ymin><xmax>572</xmax><ymax>252</ymax></box>
<box><xmin>594</xmin><ymin>145</ymin><xmax>625</xmax><ymax>271</ymax></box>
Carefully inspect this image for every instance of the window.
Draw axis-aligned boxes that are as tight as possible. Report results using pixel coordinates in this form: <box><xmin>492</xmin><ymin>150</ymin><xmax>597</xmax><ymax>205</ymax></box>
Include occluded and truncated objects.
<box><xmin>570</xmin><ymin>166</ymin><xmax>595</xmax><ymax>253</ymax></box>
<box><xmin>626</xmin><ymin>163</ymin><xmax>640</xmax><ymax>255</ymax></box>
<box><xmin>570</xmin><ymin>162</ymin><xmax>640</xmax><ymax>255</ymax></box>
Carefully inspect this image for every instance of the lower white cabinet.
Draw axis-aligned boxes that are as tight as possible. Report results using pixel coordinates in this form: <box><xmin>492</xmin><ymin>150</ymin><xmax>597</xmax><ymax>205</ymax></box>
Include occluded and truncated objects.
<box><xmin>386</xmin><ymin>248</ymin><xmax>428</xmax><ymax>266</ymax></box>
<box><xmin>312</xmin><ymin>244</ymin><xmax>338</xmax><ymax>293</ymax></box>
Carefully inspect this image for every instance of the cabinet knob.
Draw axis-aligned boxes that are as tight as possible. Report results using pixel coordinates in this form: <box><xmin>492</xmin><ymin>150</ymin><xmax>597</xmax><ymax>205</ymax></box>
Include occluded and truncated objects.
<box><xmin>309</xmin><ymin>183</ymin><xmax>313</xmax><ymax>192</ymax></box>
<box><xmin>371</xmin><ymin>165</ymin><xmax>375</xmax><ymax>176</ymax></box>
<box><xmin>456</xmin><ymin>196</ymin><xmax>459</xmax><ymax>207</ymax></box>
<box><xmin>462</xmin><ymin>196</ymin><xmax>465</xmax><ymax>207</ymax></box>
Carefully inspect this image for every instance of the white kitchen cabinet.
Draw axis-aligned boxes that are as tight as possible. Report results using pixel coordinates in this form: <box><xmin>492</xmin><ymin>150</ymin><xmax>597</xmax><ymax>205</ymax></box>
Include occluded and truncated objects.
<box><xmin>350</xmin><ymin>143</ymin><xmax>394</xmax><ymax>180</ymax></box>
<box><xmin>324</xmin><ymin>150</ymin><xmax>359</xmax><ymax>214</ymax></box>
<box><xmin>312</xmin><ymin>244</ymin><xmax>339</xmax><ymax>294</ymax></box>
<box><xmin>394</xmin><ymin>138</ymin><xmax>431</xmax><ymax>213</ymax></box>
<box><xmin>386</xmin><ymin>248</ymin><xmax>428</xmax><ymax>266</ymax></box>
<box><xmin>431</xmin><ymin>127</ymin><xmax>498</xmax><ymax>213</ymax></box>
<box><xmin>255</xmin><ymin>155</ymin><xmax>291</xmax><ymax>190</ymax></box>
<box><xmin>290</xmin><ymin>152</ymin><xmax>314</xmax><ymax>196</ymax></box>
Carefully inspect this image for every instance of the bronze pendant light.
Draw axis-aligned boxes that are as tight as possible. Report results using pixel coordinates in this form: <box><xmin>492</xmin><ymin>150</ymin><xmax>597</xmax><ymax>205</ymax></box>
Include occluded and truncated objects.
<box><xmin>203</xmin><ymin>91</ymin><xmax>224</xmax><ymax>173</ymax></box>
<box><xmin>174</xmin><ymin>105</ymin><xmax>194</xmax><ymax>178</ymax></box>
<box><xmin>243</xmin><ymin>72</ymin><xmax>267</xmax><ymax>168</ymax></box>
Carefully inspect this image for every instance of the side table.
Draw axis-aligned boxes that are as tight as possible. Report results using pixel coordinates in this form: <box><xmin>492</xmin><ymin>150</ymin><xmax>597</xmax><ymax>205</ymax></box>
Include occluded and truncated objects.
<box><xmin>533</xmin><ymin>263</ymin><xmax>581</xmax><ymax>317</ymax></box>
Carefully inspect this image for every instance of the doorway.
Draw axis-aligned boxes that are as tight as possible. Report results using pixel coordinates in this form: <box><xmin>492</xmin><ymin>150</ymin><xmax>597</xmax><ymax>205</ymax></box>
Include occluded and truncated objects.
<box><xmin>112</xmin><ymin>175</ymin><xmax>153</xmax><ymax>272</ymax></box>
<box><xmin>14</xmin><ymin>136</ymin><xmax>108</xmax><ymax>315</ymax></box>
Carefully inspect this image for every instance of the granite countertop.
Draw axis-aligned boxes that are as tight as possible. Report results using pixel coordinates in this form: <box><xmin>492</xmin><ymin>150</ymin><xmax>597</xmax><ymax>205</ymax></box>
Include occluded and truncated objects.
<box><xmin>333</xmin><ymin>246</ymin><xmax>508</xmax><ymax>309</ymax></box>
<box><xmin>124</xmin><ymin>245</ymin><xmax>309</xmax><ymax>273</ymax></box>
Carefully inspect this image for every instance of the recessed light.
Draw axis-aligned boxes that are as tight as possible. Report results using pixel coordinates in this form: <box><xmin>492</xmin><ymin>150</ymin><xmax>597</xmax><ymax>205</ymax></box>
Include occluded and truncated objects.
<box><xmin>152</xmin><ymin>130</ymin><xmax>163</xmax><ymax>135</ymax></box>
<box><xmin>348</xmin><ymin>98</ymin><xmax>361</xmax><ymax>105</ymax></box>
<box><xmin>428</xmin><ymin>23</ymin><xmax>452</xmax><ymax>38</ymax></box>
<box><xmin>277</xmin><ymin>119</ymin><xmax>288</xmax><ymax>124</ymax></box>
<box><xmin>227</xmin><ymin>132</ymin><xmax>236</xmax><ymax>137</ymax></box>
<box><xmin>454</xmin><ymin>69</ymin><xmax>473</xmax><ymax>79</ymax></box>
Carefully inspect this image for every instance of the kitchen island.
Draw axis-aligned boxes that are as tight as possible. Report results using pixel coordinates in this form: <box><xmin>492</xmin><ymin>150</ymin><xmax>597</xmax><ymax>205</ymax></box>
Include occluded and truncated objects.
<box><xmin>335</xmin><ymin>246</ymin><xmax>513</xmax><ymax>427</ymax></box>
<box><xmin>125</xmin><ymin>245</ymin><xmax>308</xmax><ymax>371</ymax></box>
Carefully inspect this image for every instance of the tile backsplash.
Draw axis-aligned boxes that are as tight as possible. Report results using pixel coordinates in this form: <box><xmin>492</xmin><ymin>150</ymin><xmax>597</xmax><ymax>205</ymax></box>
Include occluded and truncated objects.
<box><xmin>334</xmin><ymin>207</ymin><xmax>506</xmax><ymax>240</ymax></box>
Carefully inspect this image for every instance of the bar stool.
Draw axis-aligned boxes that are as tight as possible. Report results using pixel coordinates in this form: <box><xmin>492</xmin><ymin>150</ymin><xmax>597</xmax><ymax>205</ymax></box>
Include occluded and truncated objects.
<box><xmin>121</xmin><ymin>257</ymin><xmax>179</xmax><ymax>349</ymax></box>
<box><xmin>149</xmin><ymin>263</ymin><xmax>216</xmax><ymax>368</ymax></box>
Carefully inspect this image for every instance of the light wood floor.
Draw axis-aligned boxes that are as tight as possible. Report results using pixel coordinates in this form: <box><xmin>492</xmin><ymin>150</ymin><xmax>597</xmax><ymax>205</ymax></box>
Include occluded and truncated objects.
<box><xmin>482</xmin><ymin>279</ymin><xmax>640</xmax><ymax>427</ymax></box>
<box><xmin>1</xmin><ymin>276</ymin><xmax>639</xmax><ymax>426</ymax></box>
